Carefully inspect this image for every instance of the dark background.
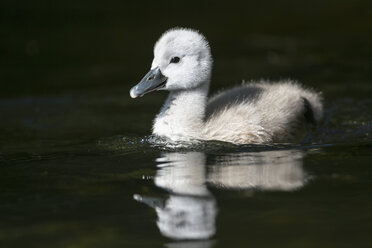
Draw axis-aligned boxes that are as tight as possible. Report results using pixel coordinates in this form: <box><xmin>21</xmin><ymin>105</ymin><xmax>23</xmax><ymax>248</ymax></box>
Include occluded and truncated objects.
<box><xmin>1</xmin><ymin>0</ymin><xmax>372</xmax><ymax>98</ymax></box>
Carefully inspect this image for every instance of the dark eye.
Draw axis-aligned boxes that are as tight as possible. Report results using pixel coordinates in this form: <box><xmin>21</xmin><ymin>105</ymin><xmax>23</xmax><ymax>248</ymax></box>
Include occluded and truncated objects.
<box><xmin>170</xmin><ymin>56</ymin><xmax>180</xmax><ymax>64</ymax></box>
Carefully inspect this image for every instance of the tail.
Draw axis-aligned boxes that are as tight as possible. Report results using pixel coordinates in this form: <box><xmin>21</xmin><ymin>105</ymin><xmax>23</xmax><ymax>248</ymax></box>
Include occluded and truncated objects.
<box><xmin>301</xmin><ymin>91</ymin><xmax>323</xmax><ymax>125</ymax></box>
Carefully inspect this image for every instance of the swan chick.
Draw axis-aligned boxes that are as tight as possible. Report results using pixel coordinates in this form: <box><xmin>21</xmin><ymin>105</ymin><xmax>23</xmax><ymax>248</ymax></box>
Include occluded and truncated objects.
<box><xmin>129</xmin><ymin>28</ymin><xmax>323</xmax><ymax>144</ymax></box>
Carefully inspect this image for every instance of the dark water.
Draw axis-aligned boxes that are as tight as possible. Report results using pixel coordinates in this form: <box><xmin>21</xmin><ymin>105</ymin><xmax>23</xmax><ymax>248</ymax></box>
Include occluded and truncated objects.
<box><xmin>1</xmin><ymin>1</ymin><xmax>372</xmax><ymax>247</ymax></box>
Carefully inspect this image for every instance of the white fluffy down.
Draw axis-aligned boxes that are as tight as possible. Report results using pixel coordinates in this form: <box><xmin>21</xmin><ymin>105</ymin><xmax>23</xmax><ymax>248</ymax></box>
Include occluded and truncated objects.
<box><xmin>134</xmin><ymin>28</ymin><xmax>323</xmax><ymax>144</ymax></box>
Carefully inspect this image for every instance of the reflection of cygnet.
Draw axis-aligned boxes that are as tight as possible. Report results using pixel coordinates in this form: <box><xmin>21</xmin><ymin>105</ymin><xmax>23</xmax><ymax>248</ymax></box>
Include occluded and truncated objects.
<box><xmin>135</xmin><ymin>150</ymin><xmax>307</xmax><ymax>241</ymax></box>
<box><xmin>156</xmin><ymin>195</ymin><xmax>216</xmax><ymax>240</ymax></box>
<box><xmin>208</xmin><ymin>150</ymin><xmax>306</xmax><ymax>191</ymax></box>
<box><xmin>136</xmin><ymin>152</ymin><xmax>217</xmax><ymax>240</ymax></box>
<box><xmin>155</xmin><ymin>152</ymin><xmax>210</xmax><ymax>196</ymax></box>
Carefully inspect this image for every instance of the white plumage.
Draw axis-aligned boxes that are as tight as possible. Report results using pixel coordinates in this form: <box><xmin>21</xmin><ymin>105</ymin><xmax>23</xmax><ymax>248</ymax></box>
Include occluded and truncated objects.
<box><xmin>130</xmin><ymin>28</ymin><xmax>323</xmax><ymax>144</ymax></box>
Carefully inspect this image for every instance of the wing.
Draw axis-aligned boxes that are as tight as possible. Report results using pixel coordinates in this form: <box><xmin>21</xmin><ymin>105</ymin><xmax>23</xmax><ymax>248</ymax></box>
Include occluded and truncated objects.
<box><xmin>205</xmin><ymin>84</ymin><xmax>264</xmax><ymax>120</ymax></box>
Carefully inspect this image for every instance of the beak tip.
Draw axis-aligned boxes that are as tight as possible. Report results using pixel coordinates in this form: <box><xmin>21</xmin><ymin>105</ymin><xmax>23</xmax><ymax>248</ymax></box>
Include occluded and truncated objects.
<box><xmin>129</xmin><ymin>87</ymin><xmax>139</xmax><ymax>98</ymax></box>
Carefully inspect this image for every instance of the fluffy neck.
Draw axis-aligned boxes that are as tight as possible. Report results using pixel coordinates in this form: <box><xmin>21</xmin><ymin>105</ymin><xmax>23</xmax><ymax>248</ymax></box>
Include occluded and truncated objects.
<box><xmin>153</xmin><ymin>83</ymin><xmax>209</xmax><ymax>141</ymax></box>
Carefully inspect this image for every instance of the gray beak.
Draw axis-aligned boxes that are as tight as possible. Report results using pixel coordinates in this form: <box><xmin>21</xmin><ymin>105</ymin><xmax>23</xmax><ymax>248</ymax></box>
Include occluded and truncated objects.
<box><xmin>130</xmin><ymin>67</ymin><xmax>167</xmax><ymax>98</ymax></box>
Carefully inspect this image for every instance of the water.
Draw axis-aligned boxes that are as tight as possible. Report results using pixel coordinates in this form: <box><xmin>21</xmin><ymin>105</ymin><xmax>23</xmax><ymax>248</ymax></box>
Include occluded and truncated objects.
<box><xmin>1</xmin><ymin>1</ymin><xmax>372</xmax><ymax>247</ymax></box>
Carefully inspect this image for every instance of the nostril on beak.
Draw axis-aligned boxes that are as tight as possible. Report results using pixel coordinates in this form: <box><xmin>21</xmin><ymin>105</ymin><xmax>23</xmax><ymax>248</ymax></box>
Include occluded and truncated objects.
<box><xmin>148</xmin><ymin>75</ymin><xmax>155</xmax><ymax>81</ymax></box>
